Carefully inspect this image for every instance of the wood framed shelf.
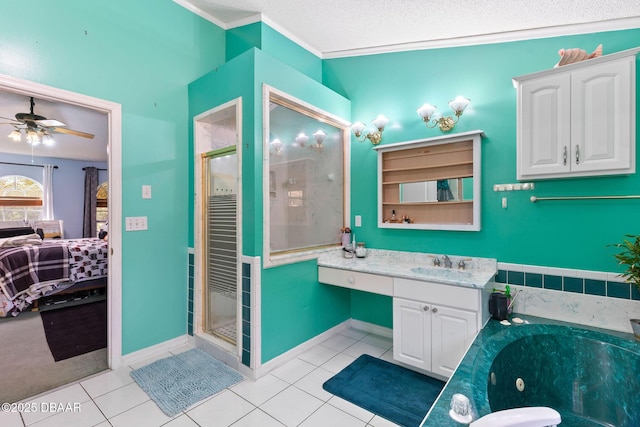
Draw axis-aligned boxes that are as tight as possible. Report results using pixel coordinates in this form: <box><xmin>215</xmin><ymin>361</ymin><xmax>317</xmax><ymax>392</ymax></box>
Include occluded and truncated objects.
<box><xmin>374</xmin><ymin>130</ymin><xmax>484</xmax><ymax>231</ymax></box>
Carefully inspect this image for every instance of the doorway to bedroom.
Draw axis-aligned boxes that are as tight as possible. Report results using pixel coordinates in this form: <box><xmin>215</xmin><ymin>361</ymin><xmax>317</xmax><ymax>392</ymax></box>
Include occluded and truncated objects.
<box><xmin>0</xmin><ymin>74</ymin><xmax>122</xmax><ymax>403</ymax></box>
<box><xmin>194</xmin><ymin>99</ymin><xmax>242</xmax><ymax>360</ymax></box>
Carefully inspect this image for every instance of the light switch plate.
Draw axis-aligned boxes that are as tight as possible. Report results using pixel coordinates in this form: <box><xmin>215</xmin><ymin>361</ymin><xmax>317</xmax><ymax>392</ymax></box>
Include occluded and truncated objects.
<box><xmin>125</xmin><ymin>216</ymin><xmax>148</xmax><ymax>231</ymax></box>
<box><xmin>354</xmin><ymin>215</ymin><xmax>362</xmax><ymax>227</ymax></box>
<box><xmin>142</xmin><ymin>185</ymin><xmax>152</xmax><ymax>199</ymax></box>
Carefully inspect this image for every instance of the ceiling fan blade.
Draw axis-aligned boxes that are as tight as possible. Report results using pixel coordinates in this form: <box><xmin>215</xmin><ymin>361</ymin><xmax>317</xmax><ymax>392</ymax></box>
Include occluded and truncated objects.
<box><xmin>51</xmin><ymin>127</ymin><xmax>95</xmax><ymax>139</ymax></box>
<box><xmin>36</xmin><ymin>119</ymin><xmax>66</xmax><ymax>127</ymax></box>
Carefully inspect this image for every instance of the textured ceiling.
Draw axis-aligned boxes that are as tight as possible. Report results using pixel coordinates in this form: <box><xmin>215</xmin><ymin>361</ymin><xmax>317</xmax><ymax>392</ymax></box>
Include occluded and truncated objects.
<box><xmin>176</xmin><ymin>0</ymin><xmax>640</xmax><ymax>57</ymax></box>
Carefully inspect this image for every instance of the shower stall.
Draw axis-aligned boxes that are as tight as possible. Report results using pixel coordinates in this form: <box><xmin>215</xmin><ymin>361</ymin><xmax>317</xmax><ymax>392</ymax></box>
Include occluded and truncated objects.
<box><xmin>204</xmin><ymin>150</ymin><xmax>238</xmax><ymax>344</ymax></box>
<box><xmin>194</xmin><ymin>99</ymin><xmax>242</xmax><ymax>354</ymax></box>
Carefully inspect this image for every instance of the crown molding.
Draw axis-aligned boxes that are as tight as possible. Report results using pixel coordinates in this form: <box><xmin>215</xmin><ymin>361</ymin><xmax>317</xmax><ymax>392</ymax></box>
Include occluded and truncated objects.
<box><xmin>323</xmin><ymin>17</ymin><xmax>640</xmax><ymax>59</ymax></box>
<box><xmin>172</xmin><ymin>2</ymin><xmax>640</xmax><ymax>60</ymax></box>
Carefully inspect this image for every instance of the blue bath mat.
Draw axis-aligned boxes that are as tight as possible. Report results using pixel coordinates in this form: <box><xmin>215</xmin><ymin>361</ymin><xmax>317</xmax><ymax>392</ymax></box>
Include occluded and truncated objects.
<box><xmin>323</xmin><ymin>354</ymin><xmax>445</xmax><ymax>427</ymax></box>
<box><xmin>130</xmin><ymin>348</ymin><xmax>243</xmax><ymax>416</ymax></box>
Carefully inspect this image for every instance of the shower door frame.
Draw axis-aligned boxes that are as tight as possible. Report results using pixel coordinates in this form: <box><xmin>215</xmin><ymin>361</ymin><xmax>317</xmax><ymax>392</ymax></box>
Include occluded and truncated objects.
<box><xmin>193</xmin><ymin>98</ymin><xmax>242</xmax><ymax>357</ymax></box>
<box><xmin>202</xmin><ymin>147</ymin><xmax>239</xmax><ymax>344</ymax></box>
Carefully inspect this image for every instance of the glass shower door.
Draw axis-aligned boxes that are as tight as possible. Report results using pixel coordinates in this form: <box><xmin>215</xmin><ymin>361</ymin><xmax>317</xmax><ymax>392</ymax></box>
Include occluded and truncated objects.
<box><xmin>204</xmin><ymin>149</ymin><xmax>238</xmax><ymax>344</ymax></box>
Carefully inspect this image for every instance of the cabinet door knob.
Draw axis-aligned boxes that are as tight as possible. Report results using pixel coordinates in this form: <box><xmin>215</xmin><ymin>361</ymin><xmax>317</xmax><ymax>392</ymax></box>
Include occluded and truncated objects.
<box><xmin>575</xmin><ymin>144</ymin><xmax>580</xmax><ymax>164</ymax></box>
<box><xmin>423</xmin><ymin>305</ymin><xmax>430</xmax><ymax>311</ymax></box>
<box><xmin>348</xmin><ymin>276</ymin><xmax>355</xmax><ymax>284</ymax></box>
<box><xmin>432</xmin><ymin>307</ymin><xmax>438</xmax><ymax>314</ymax></box>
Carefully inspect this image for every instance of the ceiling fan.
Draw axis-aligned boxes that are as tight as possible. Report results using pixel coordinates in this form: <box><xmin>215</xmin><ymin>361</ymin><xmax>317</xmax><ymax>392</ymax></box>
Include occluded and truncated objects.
<box><xmin>0</xmin><ymin>97</ymin><xmax>94</xmax><ymax>144</ymax></box>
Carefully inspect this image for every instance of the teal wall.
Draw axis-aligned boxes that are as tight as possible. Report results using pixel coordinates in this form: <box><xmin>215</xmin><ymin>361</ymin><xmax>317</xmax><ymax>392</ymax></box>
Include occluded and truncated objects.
<box><xmin>7</xmin><ymin>3</ymin><xmax>633</xmax><ymax>364</ymax></box>
<box><xmin>0</xmin><ymin>0</ymin><xmax>225</xmax><ymax>354</ymax></box>
<box><xmin>227</xmin><ymin>22</ymin><xmax>323</xmax><ymax>82</ymax></box>
<box><xmin>191</xmin><ymin>23</ymin><xmax>640</xmax><ymax>364</ymax></box>
<box><xmin>323</xmin><ymin>30</ymin><xmax>640</xmax><ymax>330</ymax></box>
<box><xmin>189</xmin><ymin>45</ymin><xmax>353</xmax><ymax>362</ymax></box>
<box><xmin>254</xmin><ymin>50</ymin><xmax>352</xmax><ymax>361</ymax></box>
<box><xmin>324</xmin><ymin>29</ymin><xmax>640</xmax><ymax>272</ymax></box>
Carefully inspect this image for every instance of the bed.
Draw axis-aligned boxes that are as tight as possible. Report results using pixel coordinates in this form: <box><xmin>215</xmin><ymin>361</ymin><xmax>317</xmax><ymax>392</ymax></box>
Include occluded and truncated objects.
<box><xmin>0</xmin><ymin>235</ymin><xmax>108</xmax><ymax>317</ymax></box>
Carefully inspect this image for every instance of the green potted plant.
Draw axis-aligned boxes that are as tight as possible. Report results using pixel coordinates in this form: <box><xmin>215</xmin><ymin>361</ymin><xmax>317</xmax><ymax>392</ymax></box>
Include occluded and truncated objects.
<box><xmin>612</xmin><ymin>234</ymin><xmax>640</xmax><ymax>339</ymax></box>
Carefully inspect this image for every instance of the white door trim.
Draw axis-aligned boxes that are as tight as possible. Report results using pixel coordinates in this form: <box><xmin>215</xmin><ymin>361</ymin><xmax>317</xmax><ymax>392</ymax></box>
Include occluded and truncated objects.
<box><xmin>193</xmin><ymin>98</ymin><xmax>243</xmax><ymax>357</ymax></box>
<box><xmin>0</xmin><ymin>73</ymin><xmax>123</xmax><ymax>369</ymax></box>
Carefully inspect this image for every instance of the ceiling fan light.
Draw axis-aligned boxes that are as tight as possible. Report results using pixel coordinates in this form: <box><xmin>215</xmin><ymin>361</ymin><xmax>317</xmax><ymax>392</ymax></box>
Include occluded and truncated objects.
<box><xmin>26</xmin><ymin>130</ymin><xmax>41</xmax><ymax>145</ymax></box>
<box><xmin>8</xmin><ymin>130</ymin><xmax>21</xmax><ymax>142</ymax></box>
<box><xmin>42</xmin><ymin>134</ymin><xmax>55</xmax><ymax>146</ymax></box>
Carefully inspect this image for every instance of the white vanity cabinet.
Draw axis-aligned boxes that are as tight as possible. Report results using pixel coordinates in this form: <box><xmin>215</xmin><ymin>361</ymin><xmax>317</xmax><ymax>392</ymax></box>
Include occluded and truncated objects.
<box><xmin>514</xmin><ymin>47</ymin><xmax>639</xmax><ymax>180</ymax></box>
<box><xmin>317</xmin><ymin>250</ymin><xmax>495</xmax><ymax>379</ymax></box>
<box><xmin>393</xmin><ymin>278</ymin><xmax>480</xmax><ymax>378</ymax></box>
<box><xmin>318</xmin><ymin>266</ymin><xmax>393</xmax><ymax>296</ymax></box>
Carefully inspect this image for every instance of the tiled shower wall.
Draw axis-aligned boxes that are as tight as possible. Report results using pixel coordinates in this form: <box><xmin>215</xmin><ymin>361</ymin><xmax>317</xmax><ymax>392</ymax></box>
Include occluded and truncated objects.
<box><xmin>188</xmin><ymin>248</ymin><xmax>194</xmax><ymax>336</ymax></box>
<box><xmin>188</xmin><ymin>248</ymin><xmax>260</xmax><ymax>370</ymax></box>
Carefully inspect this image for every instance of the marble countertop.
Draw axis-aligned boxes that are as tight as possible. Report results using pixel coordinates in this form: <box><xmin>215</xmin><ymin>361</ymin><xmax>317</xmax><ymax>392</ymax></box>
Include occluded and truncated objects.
<box><xmin>317</xmin><ymin>248</ymin><xmax>497</xmax><ymax>289</ymax></box>
<box><xmin>420</xmin><ymin>314</ymin><xmax>640</xmax><ymax>426</ymax></box>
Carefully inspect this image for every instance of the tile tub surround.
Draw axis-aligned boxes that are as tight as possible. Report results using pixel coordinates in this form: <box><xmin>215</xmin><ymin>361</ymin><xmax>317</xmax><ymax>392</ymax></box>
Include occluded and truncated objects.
<box><xmin>421</xmin><ymin>315</ymin><xmax>640</xmax><ymax>426</ymax></box>
<box><xmin>495</xmin><ymin>262</ymin><xmax>640</xmax><ymax>334</ymax></box>
<box><xmin>317</xmin><ymin>249</ymin><xmax>497</xmax><ymax>288</ymax></box>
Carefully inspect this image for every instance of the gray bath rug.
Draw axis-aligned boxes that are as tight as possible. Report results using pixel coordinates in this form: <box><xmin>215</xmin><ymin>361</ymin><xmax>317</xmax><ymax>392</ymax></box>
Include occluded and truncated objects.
<box><xmin>130</xmin><ymin>348</ymin><xmax>243</xmax><ymax>416</ymax></box>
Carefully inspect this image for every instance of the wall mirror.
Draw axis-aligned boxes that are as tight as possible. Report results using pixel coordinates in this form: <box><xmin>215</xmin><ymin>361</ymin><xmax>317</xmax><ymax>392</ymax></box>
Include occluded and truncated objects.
<box><xmin>263</xmin><ymin>85</ymin><xmax>350</xmax><ymax>267</ymax></box>
<box><xmin>374</xmin><ymin>130</ymin><xmax>484</xmax><ymax>231</ymax></box>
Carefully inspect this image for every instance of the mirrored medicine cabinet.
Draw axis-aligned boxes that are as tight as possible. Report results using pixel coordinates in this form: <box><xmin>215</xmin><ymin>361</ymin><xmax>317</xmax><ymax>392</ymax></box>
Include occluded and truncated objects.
<box><xmin>374</xmin><ymin>130</ymin><xmax>484</xmax><ymax>231</ymax></box>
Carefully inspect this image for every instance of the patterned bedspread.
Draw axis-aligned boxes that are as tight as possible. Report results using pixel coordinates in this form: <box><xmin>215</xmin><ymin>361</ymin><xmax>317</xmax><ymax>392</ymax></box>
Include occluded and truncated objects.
<box><xmin>0</xmin><ymin>238</ymin><xmax>108</xmax><ymax>317</ymax></box>
<box><xmin>0</xmin><ymin>243</ymin><xmax>69</xmax><ymax>300</ymax></box>
<box><xmin>64</xmin><ymin>238</ymin><xmax>109</xmax><ymax>282</ymax></box>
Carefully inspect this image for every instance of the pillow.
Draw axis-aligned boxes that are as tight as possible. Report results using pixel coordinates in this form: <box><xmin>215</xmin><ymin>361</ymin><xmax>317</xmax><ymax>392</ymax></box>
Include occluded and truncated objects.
<box><xmin>0</xmin><ymin>227</ymin><xmax>36</xmax><ymax>239</ymax></box>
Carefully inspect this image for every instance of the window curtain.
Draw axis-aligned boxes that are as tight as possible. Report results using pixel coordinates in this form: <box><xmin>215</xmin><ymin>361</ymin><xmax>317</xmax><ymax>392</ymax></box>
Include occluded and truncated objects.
<box><xmin>83</xmin><ymin>167</ymin><xmax>98</xmax><ymax>238</ymax></box>
<box><xmin>437</xmin><ymin>179</ymin><xmax>454</xmax><ymax>202</ymax></box>
<box><xmin>42</xmin><ymin>164</ymin><xmax>55</xmax><ymax>220</ymax></box>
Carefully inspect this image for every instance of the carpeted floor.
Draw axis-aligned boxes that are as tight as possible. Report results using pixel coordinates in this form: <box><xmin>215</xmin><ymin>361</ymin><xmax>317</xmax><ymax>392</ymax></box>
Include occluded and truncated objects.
<box><xmin>323</xmin><ymin>354</ymin><xmax>445</xmax><ymax>427</ymax></box>
<box><xmin>0</xmin><ymin>307</ymin><xmax>108</xmax><ymax>403</ymax></box>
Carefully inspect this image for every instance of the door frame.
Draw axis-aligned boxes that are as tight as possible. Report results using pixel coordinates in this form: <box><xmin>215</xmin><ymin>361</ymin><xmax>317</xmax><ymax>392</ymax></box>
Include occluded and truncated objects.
<box><xmin>193</xmin><ymin>98</ymin><xmax>243</xmax><ymax>357</ymax></box>
<box><xmin>0</xmin><ymin>73</ymin><xmax>123</xmax><ymax>368</ymax></box>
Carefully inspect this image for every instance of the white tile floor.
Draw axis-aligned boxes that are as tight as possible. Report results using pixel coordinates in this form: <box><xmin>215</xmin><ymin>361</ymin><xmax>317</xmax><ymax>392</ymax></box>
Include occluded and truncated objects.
<box><xmin>1</xmin><ymin>327</ymin><xmax>405</xmax><ymax>427</ymax></box>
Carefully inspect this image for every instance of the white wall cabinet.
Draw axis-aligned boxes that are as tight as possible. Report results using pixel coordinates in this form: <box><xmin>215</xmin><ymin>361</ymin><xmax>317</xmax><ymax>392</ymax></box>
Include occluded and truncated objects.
<box><xmin>393</xmin><ymin>278</ymin><xmax>480</xmax><ymax>378</ymax></box>
<box><xmin>514</xmin><ymin>47</ymin><xmax>639</xmax><ymax>180</ymax></box>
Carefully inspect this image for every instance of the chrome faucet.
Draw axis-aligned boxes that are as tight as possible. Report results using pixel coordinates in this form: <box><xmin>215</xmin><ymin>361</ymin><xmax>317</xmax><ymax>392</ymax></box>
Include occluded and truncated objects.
<box><xmin>443</xmin><ymin>255</ymin><xmax>452</xmax><ymax>268</ymax></box>
<box><xmin>432</xmin><ymin>256</ymin><xmax>441</xmax><ymax>267</ymax></box>
<box><xmin>458</xmin><ymin>259</ymin><xmax>466</xmax><ymax>270</ymax></box>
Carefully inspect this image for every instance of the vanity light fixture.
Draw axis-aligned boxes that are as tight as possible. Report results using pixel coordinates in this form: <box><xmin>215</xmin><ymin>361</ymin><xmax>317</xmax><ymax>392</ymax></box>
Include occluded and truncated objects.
<box><xmin>417</xmin><ymin>96</ymin><xmax>470</xmax><ymax>132</ymax></box>
<box><xmin>310</xmin><ymin>129</ymin><xmax>326</xmax><ymax>151</ymax></box>
<box><xmin>270</xmin><ymin>138</ymin><xmax>283</xmax><ymax>155</ymax></box>
<box><xmin>294</xmin><ymin>132</ymin><xmax>309</xmax><ymax>147</ymax></box>
<box><xmin>351</xmin><ymin>114</ymin><xmax>389</xmax><ymax>145</ymax></box>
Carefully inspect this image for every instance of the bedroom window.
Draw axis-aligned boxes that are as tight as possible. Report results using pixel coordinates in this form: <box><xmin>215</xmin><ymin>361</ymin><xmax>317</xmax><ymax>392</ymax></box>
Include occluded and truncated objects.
<box><xmin>0</xmin><ymin>175</ymin><xmax>43</xmax><ymax>222</ymax></box>
<box><xmin>96</xmin><ymin>181</ymin><xmax>108</xmax><ymax>234</ymax></box>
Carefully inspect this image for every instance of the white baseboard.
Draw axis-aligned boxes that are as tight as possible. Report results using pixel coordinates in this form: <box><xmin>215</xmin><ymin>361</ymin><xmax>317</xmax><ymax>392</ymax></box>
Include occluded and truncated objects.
<box><xmin>254</xmin><ymin>318</ymin><xmax>390</xmax><ymax>379</ymax></box>
<box><xmin>253</xmin><ymin>320</ymin><xmax>351</xmax><ymax>379</ymax></box>
<box><xmin>349</xmin><ymin>319</ymin><xmax>392</xmax><ymax>338</ymax></box>
<box><xmin>120</xmin><ymin>335</ymin><xmax>189</xmax><ymax>367</ymax></box>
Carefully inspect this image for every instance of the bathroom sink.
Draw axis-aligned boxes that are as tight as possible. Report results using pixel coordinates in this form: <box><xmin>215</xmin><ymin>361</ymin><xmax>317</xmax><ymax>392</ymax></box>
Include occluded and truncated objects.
<box><xmin>410</xmin><ymin>267</ymin><xmax>475</xmax><ymax>280</ymax></box>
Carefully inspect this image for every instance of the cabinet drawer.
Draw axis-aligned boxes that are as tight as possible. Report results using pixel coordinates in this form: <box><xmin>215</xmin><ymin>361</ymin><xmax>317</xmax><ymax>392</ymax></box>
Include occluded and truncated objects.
<box><xmin>394</xmin><ymin>278</ymin><xmax>479</xmax><ymax>311</ymax></box>
<box><xmin>318</xmin><ymin>266</ymin><xmax>393</xmax><ymax>296</ymax></box>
